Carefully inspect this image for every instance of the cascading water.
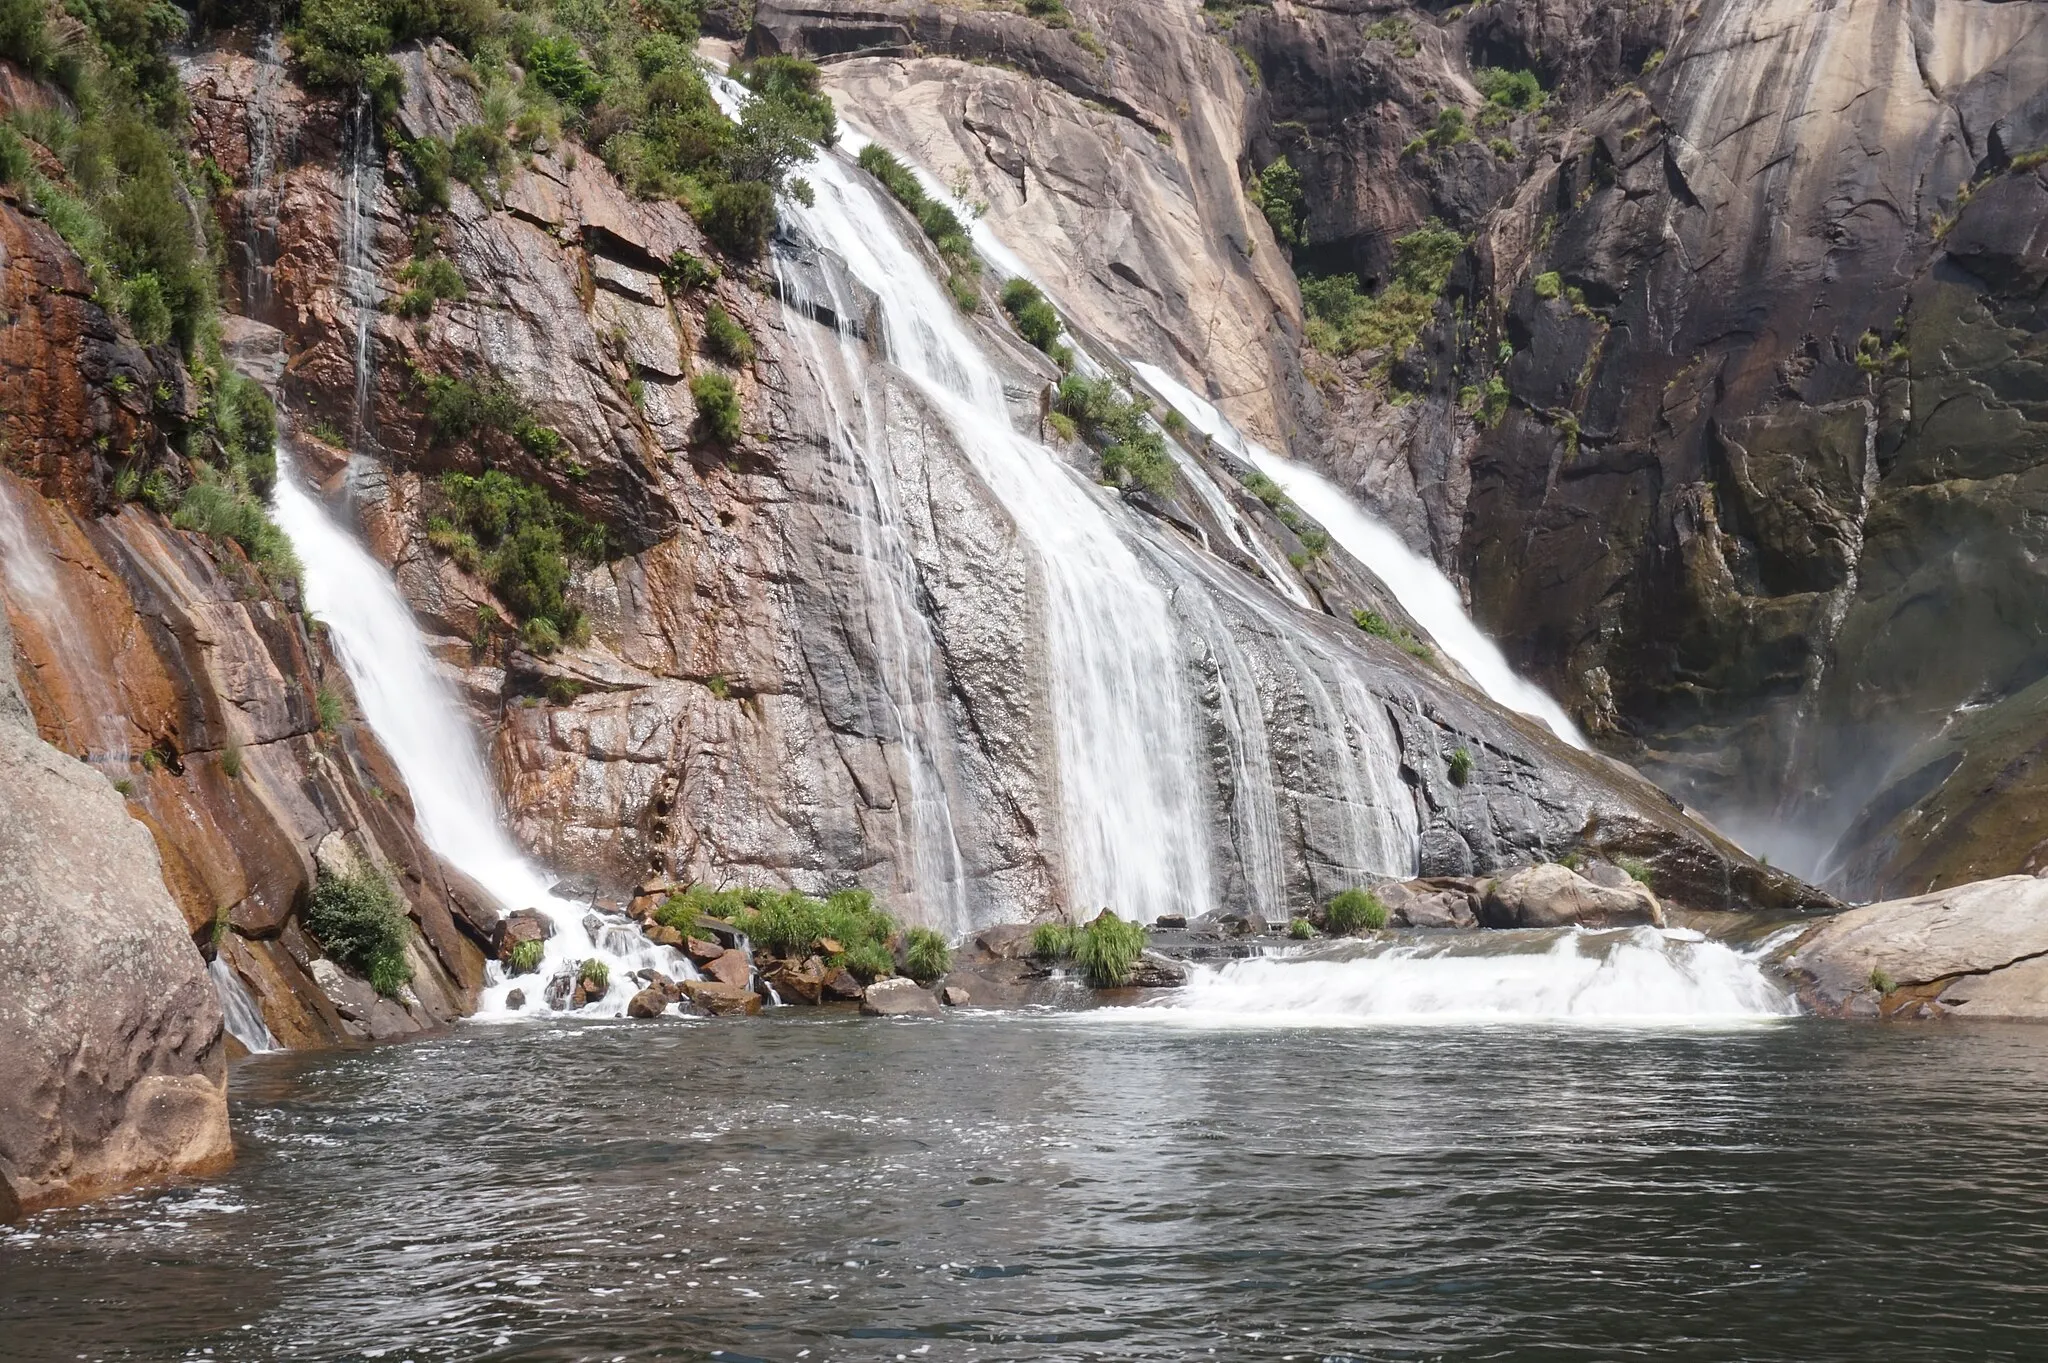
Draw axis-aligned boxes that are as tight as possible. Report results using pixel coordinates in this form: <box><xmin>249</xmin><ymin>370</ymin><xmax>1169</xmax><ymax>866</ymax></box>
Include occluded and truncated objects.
<box><xmin>339</xmin><ymin>95</ymin><xmax>381</xmax><ymax>450</ymax></box>
<box><xmin>269</xmin><ymin>443</ymin><xmax>688</xmax><ymax>1015</ymax></box>
<box><xmin>238</xmin><ymin>22</ymin><xmax>288</xmax><ymax>315</ymax></box>
<box><xmin>1101</xmin><ymin>929</ymin><xmax>1795</xmax><ymax>1026</ymax></box>
<box><xmin>1130</xmin><ymin>361</ymin><xmax>1586</xmax><ymax>748</ymax></box>
<box><xmin>775</xmin><ymin>128</ymin><xmax>1218</xmax><ymax>925</ymax></box>
<box><xmin>211</xmin><ymin>957</ymin><xmax>282</xmax><ymax>1053</ymax></box>
<box><xmin>0</xmin><ymin>476</ymin><xmax>129</xmax><ymax>766</ymax></box>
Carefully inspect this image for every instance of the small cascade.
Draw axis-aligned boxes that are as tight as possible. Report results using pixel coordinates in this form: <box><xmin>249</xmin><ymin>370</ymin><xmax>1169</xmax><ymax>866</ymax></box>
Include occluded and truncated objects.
<box><xmin>778</xmin><ymin>127</ymin><xmax>1218</xmax><ymax>925</ymax></box>
<box><xmin>1130</xmin><ymin>362</ymin><xmax>1586</xmax><ymax>748</ymax></box>
<box><xmin>238</xmin><ymin>22</ymin><xmax>288</xmax><ymax>316</ymax></box>
<box><xmin>1107</xmin><ymin>928</ymin><xmax>1795</xmax><ymax>1026</ymax></box>
<box><xmin>0</xmin><ymin>476</ymin><xmax>130</xmax><ymax>765</ymax></box>
<box><xmin>210</xmin><ymin>957</ymin><xmax>281</xmax><ymax>1053</ymax></box>
<box><xmin>268</xmin><ymin>440</ymin><xmax>687</xmax><ymax>1015</ymax></box>
<box><xmin>338</xmin><ymin>94</ymin><xmax>381</xmax><ymax>450</ymax></box>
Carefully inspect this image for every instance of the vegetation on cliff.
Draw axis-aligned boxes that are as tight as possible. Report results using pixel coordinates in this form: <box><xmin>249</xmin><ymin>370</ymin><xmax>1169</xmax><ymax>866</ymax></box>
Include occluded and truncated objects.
<box><xmin>1054</xmin><ymin>375</ymin><xmax>1174</xmax><ymax>495</ymax></box>
<box><xmin>855</xmin><ymin>142</ymin><xmax>981</xmax><ymax>311</ymax></box>
<box><xmin>427</xmin><ymin>470</ymin><xmax>605</xmax><ymax>652</ymax></box>
<box><xmin>306</xmin><ymin>864</ymin><xmax>414</xmax><ymax>996</ymax></box>
<box><xmin>1298</xmin><ymin>223</ymin><xmax>1464</xmax><ymax>369</ymax></box>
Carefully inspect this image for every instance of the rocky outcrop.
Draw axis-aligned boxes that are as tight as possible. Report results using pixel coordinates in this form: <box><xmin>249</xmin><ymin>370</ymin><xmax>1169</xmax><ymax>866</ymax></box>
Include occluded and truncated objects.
<box><xmin>860</xmin><ymin>976</ymin><xmax>940</xmax><ymax>1016</ymax></box>
<box><xmin>1778</xmin><ymin>876</ymin><xmax>2048</xmax><ymax>1021</ymax></box>
<box><xmin>0</xmin><ymin>604</ymin><xmax>232</xmax><ymax>1218</ymax></box>
<box><xmin>1478</xmin><ymin>862</ymin><xmax>1662</xmax><ymax>930</ymax></box>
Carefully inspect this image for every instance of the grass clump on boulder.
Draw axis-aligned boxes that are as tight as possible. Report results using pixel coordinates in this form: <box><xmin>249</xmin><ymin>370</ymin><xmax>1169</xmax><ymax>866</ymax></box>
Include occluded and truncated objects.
<box><xmin>1054</xmin><ymin>375</ymin><xmax>1175</xmax><ymax>495</ymax></box>
<box><xmin>904</xmin><ymin>927</ymin><xmax>951</xmax><ymax>983</ymax></box>
<box><xmin>506</xmin><ymin>938</ymin><xmax>545</xmax><ymax>975</ymax></box>
<box><xmin>702</xmin><ymin>302</ymin><xmax>755</xmax><ymax>366</ymax></box>
<box><xmin>654</xmin><ymin>884</ymin><xmax>904</xmax><ymax>984</ymax></box>
<box><xmin>1325</xmin><ymin>887</ymin><xmax>1388</xmax><ymax>934</ymax></box>
<box><xmin>305</xmin><ymin>865</ymin><xmax>413</xmax><ymax>996</ymax></box>
<box><xmin>1031</xmin><ymin>921</ymin><xmax>1079</xmax><ymax>961</ymax></box>
<box><xmin>429</xmin><ymin>470</ymin><xmax>605</xmax><ymax>652</ymax></box>
<box><xmin>1075</xmin><ymin>911</ymin><xmax>1147</xmax><ymax>986</ymax></box>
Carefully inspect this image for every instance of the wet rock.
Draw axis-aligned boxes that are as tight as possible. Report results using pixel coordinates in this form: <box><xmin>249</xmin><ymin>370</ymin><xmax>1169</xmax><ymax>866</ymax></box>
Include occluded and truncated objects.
<box><xmin>506</xmin><ymin>989</ymin><xmax>527</xmax><ymax>1010</ymax></box>
<box><xmin>1479</xmin><ymin>864</ymin><xmax>1663</xmax><ymax>930</ymax></box>
<box><xmin>683</xmin><ymin>937</ymin><xmax>725</xmax><ymax>964</ymax></box>
<box><xmin>823</xmin><ymin>967</ymin><xmax>865</xmax><ymax>1001</ymax></box>
<box><xmin>940</xmin><ymin>985</ymin><xmax>971</xmax><ymax>1006</ymax></box>
<box><xmin>680</xmin><ymin>980</ymin><xmax>763</xmax><ymax>1016</ymax></box>
<box><xmin>1154</xmin><ymin>914</ymin><xmax>1187</xmax><ymax>929</ymax></box>
<box><xmin>971</xmin><ymin>922</ymin><xmax>1039</xmax><ymax>961</ymax></box>
<box><xmin>702</xmin><ymin>948</ymin><xmax>754</xmax><ymax>990</ymax></box>
<box><xmin>861</xmin><ymin>977</ymin><xmax>940</xmax><ymax>1017</ymax></box>
<box><xmin>766</xmin><ymin>955</ymin><xmax>827</xmax><ymax>1005</ymax></box>
<box><xmin>1383</xmin><ymin>879</ymin><xmax>1482</xmax><ymax>930</ymax></box>
<box><xmin>497</xmin><ymin>908</ymin><xmax>555</xmax><ymax>960</ymax></box>
<box><xmin>626</xmin><ymin>987</ymin><xmax>672</xmax><ymax>1019</ymax></box>
<box><xmin>544</xmin><ymin>971</ymin><xmax>576</xmax><ymax>1011</ymax></box>
<box><xmin>1779</xmin><ymin>876</ymin><xmax>2048</xmax><ymax>1020</ymax></box>
<box><xmin>645</xmin><ymin>923</ymin><xmax>685</xmax><ymax>948</ymax></box>
<box><xmin>0</xmin><ymin>611</ymin><xmax>231</xmax><ymax>1217</ymax></box>
<box><xmin>1122</xmin><ymin>952</ymin><xmax>1188</xmax><ymax>989</ymax></box>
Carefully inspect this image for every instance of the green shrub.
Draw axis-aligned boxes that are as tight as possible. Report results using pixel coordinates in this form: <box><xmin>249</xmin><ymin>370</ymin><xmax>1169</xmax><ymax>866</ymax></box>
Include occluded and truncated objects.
<box><xmin>525</xmin><ymin>35</ymin><xmax>604</xmax><ymax>108</ymax></box>
<box><xmin>1429</xmin><ymin>107</ymin><xmax>1468</xmax><ymax>148</ymax></box>
<box><xmin>1326</xmin><ymin>888</ymin><xmax>1388</xmax><ymax>934</ymax></box>
<box><xmin>1288</xmin><ymin>917</ymin><xmax>1313</xmax><ymax>940</ymax></box>
<box><xmin>663</xmin><ymin>249</ymin><xmax>720</xmax><ymax>293</ymax></box>
<box><xmin>0</xmin><ymin>0</ymin><xmax>56</xmax><ymax>72</ymax></box>
<box><xmin>1474</xmin><ymin>67</ymin><xmax>1547</xmax><ymax>111</ymax></box>
<box><xmin>305</xmin><ymin>865</ymin><xmax>413</xmax><ymax>996</ymax></box>
<box><xmin>698</xmin><ymin>178</ymin><xmax>777</xmax><ymax>258</ymax></box>
<box><xmin>1054</xmin><ymin>375</ymin><xmax>1173</xmax><ymax>494</ymax></box>
<box><xmin>856</xmin><ymin>142</ymin><xmax>982</xmax><ymax>312</ymax></box>
<box><xmin>1615</xmin><ymin>855</ymin><xmax>1656</xmax><ymax>887</ymax></box>
<box><xmin>691</xmin><ymin>371</ymin><xmax>742</xmax><ymax>443</ymax></box>
<box><xmin>1297</xmin><ymin>222</ymin><xmax>1465</xmax><ymax>367</ymax></box>
<box><xmin>1869</xmin><ymin>966</ymin><xmax>1897</xmax><ymax>995</ymax></box>
<box><xmin>174</xmin><ymin>466</ymin><xmax>302</xmax><ymax>584</ymax></box>
<box><xmin>0</xmin><ymin>124</ymin><xmax>30</xmax><ymax>185</ymax></box>
<box><xmin>702</xmin><ymin>302</ymin><xmax>755</xmax><ymax>365</ymax></box>
<box><xmin>735</xmin><ymin>55</ymin><xmax>836</xmax><ymax>145</ymax></box>
<box><xmin>1248</xmin><ymin>155</ymin><xmax>1306</xmax><ymax>246</ymax></box>
<box><xmin>393</xmin><ymin>254</ymin><xmax>466</xmax><ymax>317</ymax></box>
<box><xmin>314</xmin><ymin>687</ymin><xmax>346</xmax><ymax>732</ymax></box>
<box><xmin>221</xmin><ymin>744</ymin><xmax>243</xmax><ymax>780</ymax></box>
<box><xmin>434</xmin><ymin>470</ymin><xmax>604</xmax><ymax>642</ymax></box>
<box><xmin>1075</xmin><ymin>911</ymin><xmax>1147</xmax><ymax>986</ymax></box>
<box><xmin>1533</xmin><ymin>270</ymin><xmax>1562</xmax><ymax>300</ymax></box>
<box><xmin>1000</xmin><ymin>277</ymin><xmax>1063</xmax><ymax>352</ymax></box>
<box><xmin>507</xmin><ymin>938</ymin><xmax>545</xmax><ymax>975</ymax></box>
<box><xmin>1031</xmin><ymin>921</ymin><xmax>1079</xmax><ymax>961</ymax></box>
<box><xmin>1448</xmin><ymin>746</ymin><xmax>1473</xmax><ymax>786</ymax></box>
<box><xmin>1362</xmin><ymin>15</ymin><xmax>1417</xmax><ymax>56</ymax></box>
<box><xmin>904</xmin><ymin>927</ymin><xmax>951</xmax><ymax>983</ymax></box>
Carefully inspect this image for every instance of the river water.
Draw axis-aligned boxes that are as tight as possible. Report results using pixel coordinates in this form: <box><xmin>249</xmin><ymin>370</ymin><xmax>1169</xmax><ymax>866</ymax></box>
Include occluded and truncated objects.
<box><xmin>5</xmin><ymin>1010</ymin><xmax>2046</xmax><ymax>1361</ymax></box>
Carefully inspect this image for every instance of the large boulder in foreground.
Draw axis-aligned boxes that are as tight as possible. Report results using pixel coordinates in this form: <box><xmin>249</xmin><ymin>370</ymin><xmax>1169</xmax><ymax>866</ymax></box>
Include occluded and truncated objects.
<box><xmin>1778</xmin><ymin>876</ymin><xmax>2048</xmax><ymax>1021</ymax></box>
<box><xmin>0</xmin><ymin>612</ymin><xmax>231</xmax><ymax>1219</ymax></box>
<box><xmin>1479</xmin><ymin>864</ymin><xmax>1664</xmax><ymax>930</ymax></box>
<box><xmin>860</xmin><ymin>977</ymin><xmax>939</xmax><ymax>1017</ymax></box>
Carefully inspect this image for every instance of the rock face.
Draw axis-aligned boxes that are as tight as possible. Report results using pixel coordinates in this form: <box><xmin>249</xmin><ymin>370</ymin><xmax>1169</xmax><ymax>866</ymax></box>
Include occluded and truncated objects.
<box><xmin>1479</xmin><ymin>863</ymin><xmax>1663</xmax><ymax>930</ymax></box>
<box><xmin>1779</xmin><ymin>876</ymin><xmax>2048</xmax><ymax>1021</ymax></box>
<box><xmin>0</xmin><ymin>607</ymin><xmax>232</xmax><ymax>1218</ymax></box>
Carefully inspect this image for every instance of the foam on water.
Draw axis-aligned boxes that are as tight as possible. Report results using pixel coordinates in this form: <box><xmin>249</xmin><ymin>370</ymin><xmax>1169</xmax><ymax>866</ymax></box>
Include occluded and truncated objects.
<box><xmin>1086</xmin><ymin>928</ymin><xmax>1795</xmax><ymax>1027</ymax></box>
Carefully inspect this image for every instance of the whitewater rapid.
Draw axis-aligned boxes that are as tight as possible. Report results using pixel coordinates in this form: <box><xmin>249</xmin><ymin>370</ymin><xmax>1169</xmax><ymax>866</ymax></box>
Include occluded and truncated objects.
<box><xmin>1087</xmin><ymin>928</ymin><xmax>1795</xmax><ymax>1027</ymax></box>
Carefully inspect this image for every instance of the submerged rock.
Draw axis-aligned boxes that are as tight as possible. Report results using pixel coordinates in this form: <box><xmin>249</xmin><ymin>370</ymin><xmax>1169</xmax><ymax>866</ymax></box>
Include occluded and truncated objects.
<box><xmin>1779</xmin><ymin>876</ymin><xmax>2048</xmax><ymax>1021</ymax></box>
<box><xmin>680</xmin><ymin>980</ymin><xmax>762</xmax><ymax>1017</ymax></box>
<box><xmin>940</xmin><ymin>985</ymin><xmax>971</xmax><ymax>1007</ymax></box>
<box><xmin>1479</xmin><ymin>864</ymin><xmax>1664</xmax><ymax>931</ymax></box>
<box><xmin>860</xmin><ymin>977</ymin><xmax>940</xmax><ymax>1017</ymax></box>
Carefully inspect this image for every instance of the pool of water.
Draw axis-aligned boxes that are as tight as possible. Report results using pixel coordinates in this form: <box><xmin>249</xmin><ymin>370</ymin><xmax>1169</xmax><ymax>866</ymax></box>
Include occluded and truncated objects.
<box><xmin>6</xmin><ymin>1009</ymin><xmax>2047</xmax><ymax>1361</ymax></box>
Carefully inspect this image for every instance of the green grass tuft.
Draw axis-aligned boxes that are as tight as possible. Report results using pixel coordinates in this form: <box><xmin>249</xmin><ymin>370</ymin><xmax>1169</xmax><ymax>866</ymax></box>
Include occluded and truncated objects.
<box><xmin>904</xmin><ymin>927</ymin><xmax>952</xmax><ymax>983</ymax></box>
<box><xmin>1326</xmin><ymin>888</ymin><xmax>1388</xmax><ymax>934</ymax></box>
<box><xmin>306</xmin><ymin>864</ymin><xmax>413</xmax><ymax>997</ymax></box>
<box><xmin>1075</xmin><ymin>911</ymin><xmax>1147</xmax><ymax>986</ymax></box>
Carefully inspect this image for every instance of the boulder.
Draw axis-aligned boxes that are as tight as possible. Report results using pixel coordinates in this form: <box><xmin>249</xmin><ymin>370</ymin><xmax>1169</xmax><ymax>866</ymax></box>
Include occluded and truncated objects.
<box><xmin>971</xmin><ymin>922</ymin><xmax>1039</xmax><ymax>961</ymax></box>
<box><xmin>823</xmin><ymin>966</ymin><xmax>865</xmax><ymax>1001</ymax></box>
<box><xmin>683</xmin><ymin>936</ymin><xmax>725</xmax><ymax>964</ymax></box>
<box><xmin>1479</xmin><ymin>864</ymin><xmax>1663</xmax><ymax>930</ymax></box>
<box><xmin>680</xmin><ymin>980</ymin><xmax>763</xmax><ymax>1016</ymax></box>
<box><xmin>1154</xmin><ymin>913</ymin><xmax>1187</xmax><ymax>929</ymax></box>
<box><xmin>1384</xmin><ymin>879</ymin><xmax>1481</xmax><ymax>930</ymax></box>
<box><xmin>860</xmin><ymin>977</ymin><xmax>940</xmax><ymax>1017</ymax></box>
<box><xmin>544</xmin><ymin>971</ymin><xmax>576</xmax><ymax>1010</ymax></box>
<box><xmin>0</xmin><ymin>613</ymin><xmax>231</xmax><ymax>1217</ymax></box>
<box><xmin>645</xmin><ymin>923</ymin><xmax>685</xmax><ymax>948</ymax></box>
<box><xmin>940</xmin><ymin>985</ymin><xmax>971</xmax><ymax>1006</ymax></box>
<box><xmin>505</xmin><ymin>989</ymin><xmax>527</xmax><ymax>1010</ymax></box>
<box><xmin>765</xmin><ymin>955</ymin><xmax>826</xmax><ymax>1005</ymax></box>
<box><xmin>496</xmin><ymin>908</ymin><xmax>555</xmax><ymax>960</ymax></box>
<box><xmin>1779</xmin><ymin>876</ymin><xmax>2048</xmax><ymax>1020</ymax></box>
<box><xmin>626</xmin><ymin>987</ymin><xmax>672</xmax><ymax>1019</ymax></box>
<box><xmin>1122</xmin><ymin>951</ymin><xmax>1188</xmax><ymax>989</ymax></box>
<box><xmin>702</xmin><ymin>948</ymin><xmax>754</xmax><ymax>989</ymax></box>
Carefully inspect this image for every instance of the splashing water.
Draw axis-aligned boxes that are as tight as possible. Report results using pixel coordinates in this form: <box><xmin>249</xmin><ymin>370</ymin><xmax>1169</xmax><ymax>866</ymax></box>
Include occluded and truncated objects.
<box><xmin>1130</xmin><ymin>362</ymin><xmax>1585</xmax><ymax>748</ymax></box>
<box><xmin>1090</xmin><ymin>928</ymin><xmax>1793</xmax><ymax>1027</ymax></box>
<box><xmin>268</xmin><ymin>443</ymin><xmax>688</xmax><ymax>1016</ymax></box>
<box><xmin>210</xmin><ymin>956</ymin><xmax>281</xmax><ymax>1053</ymax></box>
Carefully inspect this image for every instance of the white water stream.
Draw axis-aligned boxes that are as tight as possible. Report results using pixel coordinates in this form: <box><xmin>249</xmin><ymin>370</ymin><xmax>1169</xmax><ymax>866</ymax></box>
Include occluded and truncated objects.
<box><xmin>211</xmin><ymin>956</ymin><xmax>283</xmax><ymax>1052</ymax></box>
<box><xmin>1129</xmin><ymin>362</ymin><xmax>1586</xmax><ymax>748</ymax></box>
<box><xmin>269</xmin><ymin>448</ymin><xmax>686</xmax><ymax>1016</ymax></box>
<box><xmin>1104</xmin><ymin>928</ymin><xmax>1794</xmax><ymax>1027</ymax></box>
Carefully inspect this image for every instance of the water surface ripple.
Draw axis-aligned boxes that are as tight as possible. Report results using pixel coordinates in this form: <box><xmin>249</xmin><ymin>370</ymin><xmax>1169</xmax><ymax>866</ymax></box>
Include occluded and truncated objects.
<box><xmin>5</xmin><ymin>1015</ymin><xmax>2047</xmax><ymax>1361</ymax></box>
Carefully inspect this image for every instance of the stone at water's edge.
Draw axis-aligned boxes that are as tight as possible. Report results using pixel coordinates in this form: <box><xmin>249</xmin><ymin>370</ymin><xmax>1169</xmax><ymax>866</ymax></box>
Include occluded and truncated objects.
<box><xmin>1778</xmin><ymin>876</ymin><xmax>2048</xmax><ymax>1021</ymax></box>
<box><xmin>681</xmin><ymin>981</ymin><xmax>762</xmax><ymax>1017</ymax></box>
<box><xmin>1480</xmin><ymin>864</ymin><xmax>1664</xmax><ymax>930</ymax></box>
<box><xmin>0</xmin><ymin>613</ymin><xmax>232</xmax><ymax>1218</ymax></box>
<box><xmin>861</xmin><ymin>978</ymin><xmax>940</xmax><ymax>1017</ymax></box>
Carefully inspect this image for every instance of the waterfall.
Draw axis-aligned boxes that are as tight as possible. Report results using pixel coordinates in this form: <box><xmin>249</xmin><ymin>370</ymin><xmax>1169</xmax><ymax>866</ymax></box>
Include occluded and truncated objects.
<box><xmin>1129</xmin><ymin>362</ymin><xmax>1587</xmax><ymax>748</ymax></box>
<box><xmin>239</xmin><ymin>23</ymin><xmax>288</xmax><ymax>315</ymax></box>
<box><xmin>210</xmin><ymin>957</ymin><xmax>281</xmax><ymax>1053</ymax></box>
<box><xmin>339</xmin><ymin>94</ymin><xmax>380</xmax><ymax>450</ymax></box>
<box><xmin>0</xmin><ymin>475</ymin><xmax>129</xmax><ymax>765</ymax></box>
<box><xmin>777</xmin><ymin>135</ymin><xmax>1217</xmax><ymax>925</ymax></box>
<box><xmin>269</xmin><ymin>443</ymin><xmax>687</xmax><ymax>1015</ymax></box>
<box><xmin>1103</xmin><ymin>929</ymin><xmax>1794</xmax><ymax>1026</ymax></box>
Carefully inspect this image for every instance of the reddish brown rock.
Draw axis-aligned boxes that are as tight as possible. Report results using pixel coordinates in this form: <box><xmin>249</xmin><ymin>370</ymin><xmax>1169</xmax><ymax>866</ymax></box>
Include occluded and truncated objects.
<box><xmin>681</xmin><ymin>980</ymin><xmax>763</xmax><ymax>1016</ymax></box>
<box><xmin>702</xmin><ymin>948</ymin><xmax>754</xmax><ymax>989</ymax></box>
